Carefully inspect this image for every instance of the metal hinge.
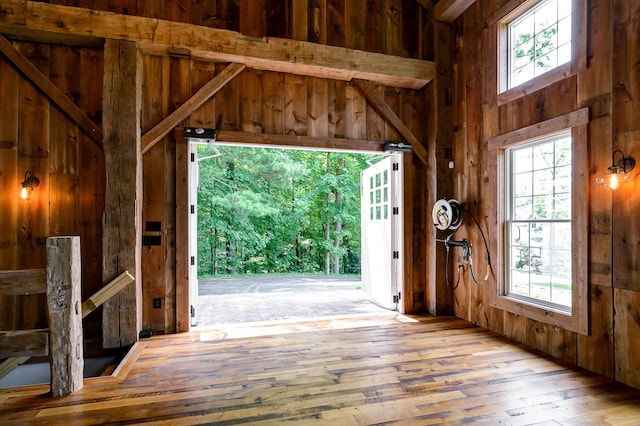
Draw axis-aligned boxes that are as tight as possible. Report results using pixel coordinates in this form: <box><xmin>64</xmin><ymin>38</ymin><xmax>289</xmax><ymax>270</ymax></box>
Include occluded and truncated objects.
<box><xmin>393</xmin><ymin>251</ymin><xmax>400</xmax><ymax>259</ymax></box>
<box><xmin>392</xmin><ymin>162</ymin><xmax>399</xmax><ymax>171</ymax></box>
<box><xmin>190</xmin><ymin>305</ymin><xmax>196</xmax><ymax>318</ymax></box>
<box><xmin>393</xmin><ymin>292</ymin><xmax>401</xmax><ymax>303</ymax></box>
<box><xmin>191</xmin><ymin>153</ymin><xmax>195</xmax><ymax>162</ymax></box>
<box><xmin>393</xmin><ymin>207</ymin><xmax>399</xmax><ymax>215</ymax></box>
<box><xmin>190</xmin><ymin>205</ymin><xmax>195</xmax><ymax>214</ymax></box>
<box><xmin>191</xmin><ymin>256</ymin><xmax>195</xmax><ymax>266</ymax></box>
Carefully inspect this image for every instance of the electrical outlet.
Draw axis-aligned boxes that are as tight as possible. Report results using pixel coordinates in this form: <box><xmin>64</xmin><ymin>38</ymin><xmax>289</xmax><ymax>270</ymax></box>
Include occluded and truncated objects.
<box><xmin>153</xmin><ymin>298</ymin><xmax>161</xmax><ymax>309</ymax></box>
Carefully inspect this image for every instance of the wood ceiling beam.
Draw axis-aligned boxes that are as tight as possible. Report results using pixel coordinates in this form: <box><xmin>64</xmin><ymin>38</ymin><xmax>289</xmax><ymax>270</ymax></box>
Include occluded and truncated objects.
<box><xmin>0</xmin><ymin>0</ymin><xmax>435</xmax><ymax>90</ymax></box>
<box><xmin>141</xmin><ymin>63</ymin><xmax>245</xmax><ymax>155</ymax></box>
<box><xmin>0</xmin><ymin>34</ymin><xmax>103</xmax><ymax>147</ymax></box>
<box><xmin>434</xmin><ymin>0</ymin><xmax>476</xmax><ymax>22</ymax></box>
<box><xmin>214</xmin><ymin>130</ymin><xmax>389</xmax><ymax>153</ymax></box>
<box><xmin>353</xmin><ymin>79</ymin><xmax>428</xmax><ymax>165</ymax></box>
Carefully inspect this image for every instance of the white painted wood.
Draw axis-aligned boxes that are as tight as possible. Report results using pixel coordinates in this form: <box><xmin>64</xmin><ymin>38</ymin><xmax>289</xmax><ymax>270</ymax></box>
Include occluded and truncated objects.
<box><xmin>188</xmin><ymin>143</ymin><xmax>200</xmax><ymax>326</ymax></box>
<box><xmin>360</xmin><ymin>155</ymin><xmax>403</xmax><ymax>311</ymax></box>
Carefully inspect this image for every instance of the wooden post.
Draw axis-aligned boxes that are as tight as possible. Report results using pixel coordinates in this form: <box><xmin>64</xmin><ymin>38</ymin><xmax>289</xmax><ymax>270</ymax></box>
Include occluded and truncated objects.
<box><xmin>46</xmin><ymin>236</ymin><xmax>83</xmax><ymax>397</ymax></box>
<box><xmin>102</xmin><ymin>39</ymin><xmax>142</xmax><ymax>348</ymax></box>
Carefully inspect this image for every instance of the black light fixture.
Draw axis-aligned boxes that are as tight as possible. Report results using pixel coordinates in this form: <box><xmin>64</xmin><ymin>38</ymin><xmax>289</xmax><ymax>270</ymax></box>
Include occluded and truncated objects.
<box><xmin>383</xmin><ymin>141</ymin><xmax>412</xmax><ymax>153</ymax></box>
<box><xmin>596</xmin><ymin>149</ymin><xmax>636</xmax><ymax>191</ymax></box>
<box><xmin>184</xmin><ymin>127</ymin><xmax>216</xmax><ymax>143</ymax></box>
<box><xmin>20</xmin><ymin>170</ymin><xmax>40</xmax><ymax>200</ymax></box>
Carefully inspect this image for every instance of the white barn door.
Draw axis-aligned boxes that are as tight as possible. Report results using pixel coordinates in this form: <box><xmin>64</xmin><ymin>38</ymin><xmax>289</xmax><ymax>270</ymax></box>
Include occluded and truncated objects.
<box><xmin>360</xmin><ymin>155</ymin><xmax>403</xmax><ymax>311</ymax></box>
<box><xmin>188</xmin><ymin>143</ymin><xmax>199</xmax><ymax>326</ymax></box>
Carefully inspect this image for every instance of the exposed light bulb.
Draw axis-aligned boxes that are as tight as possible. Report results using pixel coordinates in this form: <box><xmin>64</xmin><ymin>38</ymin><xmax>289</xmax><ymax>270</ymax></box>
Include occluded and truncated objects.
<box><xmin>20</xmin><ymin>186</ymin><xmax>29</xmax><ymax>200</ymax></box>
<box><xmin>596</xmin><ymin>171</ymin><xmax>626</xmax><ymax>191</ymax></box>
<box><xmin>609</xmin><ymin>173</ymin><xmax>620</xmax><ymax>190</ymax></box>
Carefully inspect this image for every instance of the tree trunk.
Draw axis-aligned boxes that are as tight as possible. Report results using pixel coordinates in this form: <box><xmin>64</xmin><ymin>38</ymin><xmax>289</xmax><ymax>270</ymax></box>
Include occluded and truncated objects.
<box><xmin>211</xmin><ymin>228</ymin><xmax>218</xmax><ymax>275</ymax></box>
<box><xmin>227</xmin><ymin>238</ymin><xmax>236</xmax><ymax>275</ymax></box>
<box><xmin>324</xmin><ymin>152</ymin><xmax>332</xmax><ymax>275</ymax></box>
<box><xmin>332</xmin><ymin>157</ymin><xmax>344</xmax><ymax>275</ymax></box>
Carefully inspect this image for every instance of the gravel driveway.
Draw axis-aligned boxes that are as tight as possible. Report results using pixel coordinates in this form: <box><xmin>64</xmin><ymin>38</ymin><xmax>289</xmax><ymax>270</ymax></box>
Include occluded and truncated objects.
<box><xmin>196</xmin><ymin>274</ymin><xmax>392</xmax><ymax>326</ymax></box>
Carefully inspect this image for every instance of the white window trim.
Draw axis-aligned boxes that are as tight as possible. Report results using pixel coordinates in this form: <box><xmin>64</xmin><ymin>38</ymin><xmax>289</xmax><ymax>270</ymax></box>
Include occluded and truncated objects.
<box><xmin>493</xmin><ymin>0</ymin><xmax>587</xmax><ymax>105</ymax></box>
<box><xmin>487</xmin><ymin>108</ymin><xmax>589</xmax><ymax>335</ymax></box>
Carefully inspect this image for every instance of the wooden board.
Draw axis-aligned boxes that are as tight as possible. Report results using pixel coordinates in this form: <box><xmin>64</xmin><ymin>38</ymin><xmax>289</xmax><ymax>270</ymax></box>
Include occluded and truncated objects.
<box><xmin>77</xmin><ymin>46</ymin><xmax>105</xmax><ymax>344</ymax></box>
<box><xmin>174</xmin><ymin>128</ymin><xmax>189</xmax><ymax>332</ymax></box>
<box><xmin>0</xmin><ymin>107</ymin><xmax>19</xmax><ymax>328</ymax></box>
<box><xmin>262</xmin><ymin>71</ymin><xmax>286</xmax><ymax>134</ymax></box>
<box><xmin>2</xmin><ymin>314</ymin><xmax>640</xmax><ymax>424</ymax></box>
<box><xmin>0</xmin><ymin>329</ymin><xmax>48</xmax><ymax>357</ymax></box>
<box><xmin>0</xmin><ymin>269</ymin><xmax>45</xmax><ymax>295</ymax></box>
<box><xmin>102</xmin><ymin>40</ymin><xmax>142</xmax><ymax>348</ymax></box>
<box><xmin>16</xmin><ymin>41</ymin><xmax>50</xmax><ymax>331</ymax></box>
<box><xmin>612</xmin><ymin>0</ymin><xmax>640</xmax><ymax>291</ymax></box>
<box><xmin>614</xmin><ymin>288</ymin><xmax>640</xmax><ymax>389</ymax></box>
<box><xmin>284</xmin><ymin>74</ymin><xmax>308</xmax><ymax>136</ymax></box>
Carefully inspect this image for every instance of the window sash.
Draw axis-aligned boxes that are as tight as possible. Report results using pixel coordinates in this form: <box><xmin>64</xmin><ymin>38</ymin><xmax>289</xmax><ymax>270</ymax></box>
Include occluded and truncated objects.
<box><xmin>505</xmin><ymin>218</ymin><xmax>572</xmax><ymax>313</ymax></box>
<box><xmin>506</xmin><ymin>0</ymin><xmax>573</xmax><ymax>90</ymax></box>
<box><xmin>504</xmin><ymin>132</ymin><xmax>573</xmax><ymax>311</ymax></box>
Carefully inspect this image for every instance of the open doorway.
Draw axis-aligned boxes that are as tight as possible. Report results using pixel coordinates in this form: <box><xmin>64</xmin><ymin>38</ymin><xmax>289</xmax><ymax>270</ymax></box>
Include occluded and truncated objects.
<box><xmin>187</xmin><ymin>142</ymin><xmax>404</xmax><ymax>327</ymax></box>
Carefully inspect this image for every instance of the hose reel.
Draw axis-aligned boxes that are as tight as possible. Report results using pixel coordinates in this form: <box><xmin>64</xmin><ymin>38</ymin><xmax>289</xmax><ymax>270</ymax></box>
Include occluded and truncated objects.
<box><xmin>432</xmin><ymin>199</ymin><xmax>492</xmax><ymax>288</ymax></box>
<box><xmin>432</xmin><ymin>199</ymin><xmax>462</xmax><ymax>231</ymax></box>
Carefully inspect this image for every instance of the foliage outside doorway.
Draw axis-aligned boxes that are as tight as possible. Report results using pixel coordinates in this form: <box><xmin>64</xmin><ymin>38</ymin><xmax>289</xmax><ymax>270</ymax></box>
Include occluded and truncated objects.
<box><xmin>196</xmin><ymin>145</ymin><xmax>377</xmax><ymax>278</ymax></box>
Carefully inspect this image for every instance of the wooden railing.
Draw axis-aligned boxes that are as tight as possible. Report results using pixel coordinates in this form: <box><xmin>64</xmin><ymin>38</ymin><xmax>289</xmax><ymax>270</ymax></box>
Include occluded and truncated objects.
<box><xmin>0</xmin><ymin>237</ymin><xmax>134</xmax><ymax>397</ymax></box>
<box><xmin>0</xmin><ymin>268</ymin><xmax>49</xmax><ymax>357</ymax></box>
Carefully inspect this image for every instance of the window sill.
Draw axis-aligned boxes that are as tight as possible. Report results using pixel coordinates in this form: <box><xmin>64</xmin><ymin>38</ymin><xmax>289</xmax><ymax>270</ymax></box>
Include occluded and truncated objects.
<box><xmin>497</xmin><ymin>63</ymin><xmax>572</xmax><ymax>106</ymax></box>
<box><xmin>490</xmin><ymin>293</ymin><xmax>584</xmax><ymax>334</ymax></box>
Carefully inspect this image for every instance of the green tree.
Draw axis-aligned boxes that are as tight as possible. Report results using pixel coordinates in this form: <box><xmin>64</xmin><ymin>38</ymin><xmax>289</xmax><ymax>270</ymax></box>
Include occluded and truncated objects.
<box><xmin>196</xmin><ymin>145</ymin><xmax>372</xmax><ymax>277</ymax></box>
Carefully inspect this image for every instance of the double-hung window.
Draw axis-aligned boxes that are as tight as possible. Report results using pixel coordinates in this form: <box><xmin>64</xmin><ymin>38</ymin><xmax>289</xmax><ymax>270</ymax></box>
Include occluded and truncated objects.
<box><xmin>506</xmin><ymin>132</ymin><xmax>572</xmax><ymax>311</ymax></box>
<box><xmin>488</xmin><ymin>109</ymin><xmax>589</xmax><ymax>335</ymax></box>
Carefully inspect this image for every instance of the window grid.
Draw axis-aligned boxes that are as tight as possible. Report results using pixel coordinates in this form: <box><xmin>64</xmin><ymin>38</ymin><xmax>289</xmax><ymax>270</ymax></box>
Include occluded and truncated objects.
<box><xmin>369</xmin><ymin>170</ymin><xmax>389</xmax><ymax>221</ymax></box>
<box><xmin>506</xmin><ymin>133</ymin><xmax>572</xmax><ymax>310</ymax></box>
<box><xmin>508</xmin><ymin>0</ymin><xmax>572</xmax><ymax>89</ymax></box>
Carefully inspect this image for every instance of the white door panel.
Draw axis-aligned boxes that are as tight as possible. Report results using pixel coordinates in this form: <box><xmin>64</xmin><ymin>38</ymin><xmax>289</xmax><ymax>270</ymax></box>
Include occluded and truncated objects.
<box><xmin>188</xmin><ymin>144</ymin><xmax>199</xmax><ymax>326</ymax></box>
<box><xmin>360</xmin><ymin>155</ymin><xmax>402</xmax><ymax>311</ymax></box>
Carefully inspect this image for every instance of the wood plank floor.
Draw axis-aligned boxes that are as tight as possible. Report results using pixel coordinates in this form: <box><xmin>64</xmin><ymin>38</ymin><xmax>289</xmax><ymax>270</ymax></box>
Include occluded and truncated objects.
<box><xmin>1</xmin><ymin>313</ymin><xmax>640</xmax><ymax>425</ymax></box>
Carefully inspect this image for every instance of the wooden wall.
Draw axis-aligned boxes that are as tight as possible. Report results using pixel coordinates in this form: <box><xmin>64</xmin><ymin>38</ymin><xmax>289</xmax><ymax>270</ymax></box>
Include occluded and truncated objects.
<box><xmin>0</xmin><ymin>42</ymin><xmax>105</xmax><ymax>348</ymax></box>
<box><xmin>2</xmin><ymin>0</ymin><xmax>639</xmax><ymax>392</ymax></box>
<box><xmin>0</xmin><ymin>0</ymin><xmax>434</xmax><ymax>349</ymax></box>
<box><xmin>441</xmin><ymin>0</ymin><xmax>640</xmax><ymax>389</ymax></box>
<box><xmin>137</xmin><ymin>0</ymin><xmax>434</xmax><ymax>333</ymax></box>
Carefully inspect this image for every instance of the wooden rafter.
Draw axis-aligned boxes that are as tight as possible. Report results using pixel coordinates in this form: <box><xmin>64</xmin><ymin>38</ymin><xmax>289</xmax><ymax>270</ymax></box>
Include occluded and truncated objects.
<box><xmin>353</xmin><ymin>79</ymin><xmax>428</xmax><ymax>165</ymax></box>
<box><xmin>141</xmin><ymin>63</ymin><xmax>246</xmax><ymax>155</ymax></box>
<box><xmin>0</xmin><ymin>34</ymin><xmax>103</xmax><ymax>147</ymax></box>
<box><xmin>434</xmin><ymin>0</ymin><xmax>476</xmax><ymax>22</ymax></box>
<box><xmin>0</xmin><ymin>0</ymin><xmax>435</xmax><ymax>90</ymax></box>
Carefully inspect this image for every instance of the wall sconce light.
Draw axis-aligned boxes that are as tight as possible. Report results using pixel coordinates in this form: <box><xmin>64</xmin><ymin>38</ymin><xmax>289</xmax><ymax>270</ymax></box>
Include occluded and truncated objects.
<box><xmin>596</xmin><ymin>150</ymin><xmax>635</xmax><ymax>191</ymax></box>
<box><xmin>20</xmin><ymin>170</ymin><xmax>40</xmax><ymax>200</ymax></box>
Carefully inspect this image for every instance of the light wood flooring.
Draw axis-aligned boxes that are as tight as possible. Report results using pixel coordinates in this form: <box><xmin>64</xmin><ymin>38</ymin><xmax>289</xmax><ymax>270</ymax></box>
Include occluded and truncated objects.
<box><xmin>1</xmin><ymin>313</ymin><xmax>640</xmax><ymax>425</ymax></box>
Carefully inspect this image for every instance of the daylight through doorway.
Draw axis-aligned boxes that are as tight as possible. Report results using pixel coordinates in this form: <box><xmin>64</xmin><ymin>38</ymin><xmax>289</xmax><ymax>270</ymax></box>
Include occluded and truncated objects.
<box><xmin>189</xmin><ymin>144</ymin><xmax>402</xmax><ymax>327</ymax></box>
